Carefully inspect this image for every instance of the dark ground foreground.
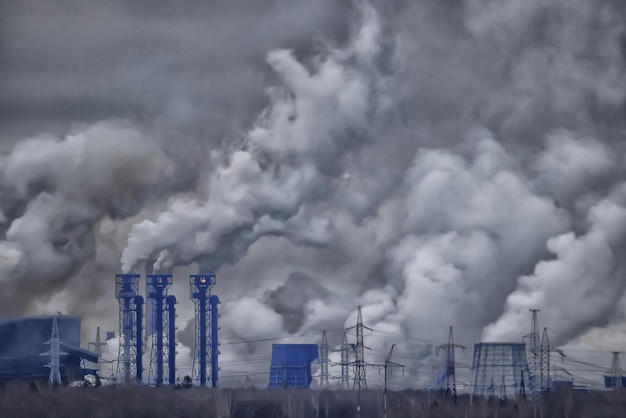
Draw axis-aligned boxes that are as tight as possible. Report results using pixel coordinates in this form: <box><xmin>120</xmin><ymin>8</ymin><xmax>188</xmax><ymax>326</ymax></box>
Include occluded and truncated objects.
<box><xmin>1</xmin><ymin>383</ymin><xmax>625</xmax><ymax>418</ymax></box>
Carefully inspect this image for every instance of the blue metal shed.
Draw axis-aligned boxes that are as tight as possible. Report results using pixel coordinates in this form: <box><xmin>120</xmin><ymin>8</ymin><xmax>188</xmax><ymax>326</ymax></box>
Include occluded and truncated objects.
<box><xmin>0</xmin><ymin>316</ymin><xmax>97</xmax><ymax>383</ymax></box>
<box><xmin>269</xmin><ymin>344</ymin><xmax>318</xmax><ymax>388</ymax></box>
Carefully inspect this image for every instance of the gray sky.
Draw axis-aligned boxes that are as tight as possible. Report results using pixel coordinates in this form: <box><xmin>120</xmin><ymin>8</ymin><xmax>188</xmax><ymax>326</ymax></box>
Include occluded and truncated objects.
<box><xmin>1</xmin><ymin>0</ymin><xmax>626</xmax><ymax>389</ymax></box>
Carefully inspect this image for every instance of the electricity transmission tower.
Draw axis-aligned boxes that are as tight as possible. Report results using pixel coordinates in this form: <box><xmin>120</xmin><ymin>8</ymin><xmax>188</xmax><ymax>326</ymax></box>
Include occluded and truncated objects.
<box><xmin>43</xmin><ymin>317</ymin><xmax>66</xmax><ymax>386</ymax></box>
<box><xmin>379</xmin><ymin>344</ymin><xmax>404</xmax><ymax>418</ymax></box>
<box><xmin>435</xmin><ymin>326</ymin><xmax>467</xmax><ymax>403</ymax></box>
<box><xmin>350</xmin><ymin>306</ymin><xmax>370</xmax><ymax>390</ymax></box>
<box><xmin>540</xmin><ymin>327</ymin><xmax>565</xmax><ymax>394</ymax></box>
<box><xmin>526</xmin><ymin>309</ymin><xmax>541</xmax><ymax>404</ymax></box>
<box><xmin>608</xmin><ymin>352</ymin><xmax>624</xmax><ymax>389</ymax></box>
<box><xmin>319</xmin><ymin>331</ymin><xmax>330</xmax><ymax>389</ymax></box>
<box><xmin>340</xmin><ymin>332</ymin><xmax>350</xmax><ymax>388</ymax></box>
<box><xmin>88</xmin><ymin>326</ymin><xmax>108</xmax><ymax>375</ymax></box>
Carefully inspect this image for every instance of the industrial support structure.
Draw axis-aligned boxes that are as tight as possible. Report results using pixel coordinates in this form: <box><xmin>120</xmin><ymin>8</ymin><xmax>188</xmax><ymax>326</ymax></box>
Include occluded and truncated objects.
<box><xmin>42</xmin><ymin>317</ymin><xmax>65</xmax><ymax>386</ymax></box>
<box><xmin>190</xmin><ymin>274</ymin><xmax>220</xmax><ymax>387</ymax></box>
<box><xmin>435</xmin><ymin>326</ymin><xmax>466</xmax><ymax>403</ymax></box>
<box><xmin>116</xmin><ymin>274</ymin><xmax>144</xmax><ymax>383</ymax></box>
<box><xmin>147</xmin><ymin>274</ymin><xmax>177</xmax><ymax>385</ymax></box>
<box><xmin>319</xmin><ymin>331</ymin><xmax>330</xmax><ymax>389</ymax></box>
<box><xmin>340</xmin><ymin>332</ymin><xmax>350</xmax><ymax>388</ymax></box>
<box><xmin>527</xmin><ymin>309</ymin><xmax>541</xmax><ymax>403</ymax></box>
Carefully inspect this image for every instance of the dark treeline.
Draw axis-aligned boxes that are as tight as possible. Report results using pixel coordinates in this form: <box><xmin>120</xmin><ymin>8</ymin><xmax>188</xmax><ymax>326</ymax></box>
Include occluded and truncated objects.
<box><xmin>0</xmin><ymin>383</ymin><xmax>625</xmax><ymax>417</ymax></box>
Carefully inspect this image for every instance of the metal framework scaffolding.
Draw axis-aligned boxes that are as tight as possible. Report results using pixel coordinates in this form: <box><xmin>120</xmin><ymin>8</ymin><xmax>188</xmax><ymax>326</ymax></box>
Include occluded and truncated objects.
<box><xmin>116</xmin><ymin>274</ymin><xmax>144</xmax><ymax>383</ymax></box>
<box><xmin>190</xmin><ymin>274</ymin><xmax>220</xmax><ymax>387</ymax></box>
<box><xmin>472</xmin><ymin>342</ymin><xmax>530</xmax><ymax>399</ymax></box>
<box><xmin>147</xmin><ymin>274</ymin><xmax>177</xmax><ymax>385</ymax></box>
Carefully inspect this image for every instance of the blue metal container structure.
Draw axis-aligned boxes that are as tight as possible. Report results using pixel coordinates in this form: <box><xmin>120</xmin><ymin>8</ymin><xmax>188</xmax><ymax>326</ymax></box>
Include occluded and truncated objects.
<box><xmin>116</xmin><ymin>274</ymin><xmax>144</xmax><ymax>383</ymax></box>
<box><xmin>269</xmin><ymin>344</ymin><xmax>319</xmax><ymax>388</ymax></box>
<box><xmin>604</xmin><ymin>375</ymin><xmax>626</xmax><ymax>388</ymax></box>
<box><xmin>190</xmin><ymin>274</ymin><xmax>220</xmax><ymax>387</ymax></box>
<box><xmin>146</xmin><ymin>274</ymin><xmax>176</xmax><ymax>385</ymax></box>
<box><xmin>0</xmin><ymin>316</ymin><xmax>97</xmax><ymax>383</ymax></box>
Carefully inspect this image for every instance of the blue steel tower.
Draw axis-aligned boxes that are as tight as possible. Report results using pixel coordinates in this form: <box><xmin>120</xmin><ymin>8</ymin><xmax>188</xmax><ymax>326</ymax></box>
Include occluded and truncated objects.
<box><xmin>190</xmin><ymin>274</ymin><xmax>220</xmax><ymax>387</ymax></box>
<box><xmin>146</xmin><ymin>274</ymin><xmax>177</xmax><ymax>385</ymax></box>
<box><xmin>116</xmin><ymin>274</ymin><xmax>144</xmax><ymax>383</ymax></box>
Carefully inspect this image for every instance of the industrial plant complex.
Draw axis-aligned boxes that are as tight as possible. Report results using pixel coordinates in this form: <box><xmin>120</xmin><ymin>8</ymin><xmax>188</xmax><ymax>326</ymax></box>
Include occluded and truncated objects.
<box><xmin>1</xmin><ymin>272</ymin><xmax>625</xmax><ymax>407</ymax></box>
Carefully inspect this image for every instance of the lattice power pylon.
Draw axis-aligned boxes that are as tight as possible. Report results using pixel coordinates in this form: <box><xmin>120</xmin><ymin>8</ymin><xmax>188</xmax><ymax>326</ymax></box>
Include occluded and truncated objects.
<box><xmin>42</xmin><ymin>316</ymin><xmax>67</xmax><ymax>386</ymax></box>
<box><xmin>526</xmin><ymin>309</ymin><xmax>541</xmax><ymax>404</ymax></box>
<box><xmin>608</xmin><ymin>352</ymin><xmax>624</xmax><ymax>389</ymax></box>
<box><xmin>116</xmin><ymin>274</ymin><xmax>144</xmax><ymax>383</ymax></box>
<box><xmin>540</xmin><ymin>327</ymin><xmax>550</xmax><ymax>393</ymax></box>
<box><xmin>88</xmin><ymin>326</ymin><xmax>108</xmax><ymax>375</ymax></box>
<box><xmin>190</xmin><ymin>274</ymin><xmax>220</xmax><ymax>387</ymax></box>
<box><xmin>147</xmin><ymin>274</ymin><xmax>177</xmax><ymax>385</ymax></box>
<box><xmin>340</xmin><ymin>332</ymin><xmax>350</xmax><ymax>388</ymax></box>
<box><xmin>350</xmin><ymin>306</ymin><xmax>371</xmax><ymax>391</ymax></box>
<box><xmin>435</xmin><ymin>326</ymin><xmax>467</xmax><ymax>403</ymax></box>
<box><xmin>319</xmin><ymin>330</ymin><xmax>330</xmax><ymax>389</ymax></box>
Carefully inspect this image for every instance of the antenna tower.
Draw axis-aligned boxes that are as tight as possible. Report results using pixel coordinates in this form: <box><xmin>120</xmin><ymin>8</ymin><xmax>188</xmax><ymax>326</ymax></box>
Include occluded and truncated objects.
<box><xmin>116</xmin><ymin>274</ymin><xmax>144</xmax><ymax>383</ymax></box>
<box><xmin>190</xmin><ymin>274</ymin><xmax>220</xmax><ymax>387</ymax></box>
<box><xmin>319</xmin><ymin>330</ymin><xmax>330</xmax><ymax>389</ymax></box>
<box><xmin>42</xmin><ymin>317</ymin><xmax>66</xmax><ymax>385</ymax></box>
<box><xmin>340</xmin><ymin>332</ymin><xmax>350</xmax><ymax>388</ymax></box>
<box><xmin>435</xmin><ymin>326</ymin><xmax>466</xmax><ymax>403</ymax></box>
<box><xmin>147</xmin><ymin>274</ymin><xmax>177</xmax><ymax>385</ymax></box>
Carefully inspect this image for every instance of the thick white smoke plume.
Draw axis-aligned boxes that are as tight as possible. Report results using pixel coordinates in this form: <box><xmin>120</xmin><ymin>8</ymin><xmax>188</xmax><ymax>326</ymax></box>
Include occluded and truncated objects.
<box><xmin>121</xmin><ymin>2</ymin><xmax>388</xmax><ymax>274</ymax></box>
<box><xmin>2</xmin><ymin>0</ymin><xmax>626</xmax><ymax>387</ymax></box>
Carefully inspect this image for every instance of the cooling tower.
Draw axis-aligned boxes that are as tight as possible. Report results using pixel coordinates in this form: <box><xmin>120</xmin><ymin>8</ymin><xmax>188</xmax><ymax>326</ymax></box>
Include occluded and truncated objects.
<box><xmin>472</xmin><ymin>342</ymin><xmax>529</xmax><ymax>399</ymax></box>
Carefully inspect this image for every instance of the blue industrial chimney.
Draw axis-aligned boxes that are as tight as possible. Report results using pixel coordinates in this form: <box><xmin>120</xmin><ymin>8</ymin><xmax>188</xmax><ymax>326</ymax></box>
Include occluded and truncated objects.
<box><xmin>269</xmin><ymin>344</ymin><xmax>319</xmax><ymax>388</ymax></box>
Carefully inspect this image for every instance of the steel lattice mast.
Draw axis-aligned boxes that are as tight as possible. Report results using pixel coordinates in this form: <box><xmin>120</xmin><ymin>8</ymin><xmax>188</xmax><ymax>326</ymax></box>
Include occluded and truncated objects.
<box><xmin>147</xmin><ymin>274</ymin><xmax>176</xmax><ymax>385</ymax></box>
<box><xmin>609</xmin><ymin>352</ymin><xmax>623</xmax><ymax>389</ymax></box>
<box><xmin>526</xmin><ymin>309</ymin><xmax>541</xmax><ymax>404</ymax></box>
<box><xmin>540</xmin><ymin>327</ymin><xmax>551</xmax><ymax>393</ymax></box>
<box><xmin>116</xmin><ymin>274</ymin><xmax>144</xmax><ymax>383</ymax></box>
<box><xmin>319</xmin><ymin>330</ymin><xmax>330</xmax><ymax>389</ymax></box>
<box><xmin>42</xmin><ymin>316</ymin><xmax>66</xmax><ymax>385</ymax></box>
<box><xmin>190</xmin><ymin>274</ymin><xmax>220</xmax><ymax>387</ymax></box>
<box><xmin>435</xmin><ymin>326</ymin><xmax>466</xmax><ymax>403</ymax></box>
<box><xmin>88</xmin><ymin>327</ymin><xmax>108</xmax><ymax>375</ymax></box>
<box><xmin>352</xmin><ymin>306</ymin><xmax>367</xmax><ymax>390</ymax></box>
<box><xmin>340</xmin><ymin>332</ymin><xmax>350</xmax><ymax>388</ymax></box>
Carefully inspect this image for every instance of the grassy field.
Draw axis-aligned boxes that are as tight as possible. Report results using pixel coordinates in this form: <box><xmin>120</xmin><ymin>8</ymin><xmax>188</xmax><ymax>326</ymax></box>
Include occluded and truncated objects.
<box><xmin>1</xmin><ymin>383</ymin><xmax>625</xmax><ymax>417</ymax></box>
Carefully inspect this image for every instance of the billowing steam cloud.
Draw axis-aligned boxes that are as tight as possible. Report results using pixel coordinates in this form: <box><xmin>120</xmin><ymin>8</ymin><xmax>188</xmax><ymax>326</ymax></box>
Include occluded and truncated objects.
<box><xmin>0</xmin><ymin>121</ymin><xmax>171</xmax><ymax>314</ymax></box>
<box><xmin>121</xmin><ymin>1</ymin><xmax>388</xmax><ymax>274</ymax></box>
<box><xmin>1</xmin><ymin>0</ymin><xmax>625</xmax><ymax>387</ymax></box>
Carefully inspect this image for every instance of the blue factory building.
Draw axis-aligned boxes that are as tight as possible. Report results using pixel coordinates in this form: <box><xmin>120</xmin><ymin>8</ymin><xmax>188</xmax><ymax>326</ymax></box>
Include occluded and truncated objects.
<box><xmin>269</xmin><ymin>344</ymin><xmax>319</xmax><ymax>388</ymax></box>
<box><xmin>0</xmin><ymin>316</ymin><xmax>98</xmax><ymax>383</ymax></box>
